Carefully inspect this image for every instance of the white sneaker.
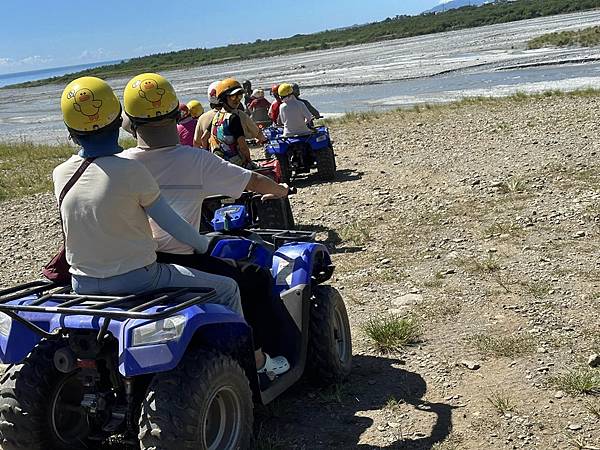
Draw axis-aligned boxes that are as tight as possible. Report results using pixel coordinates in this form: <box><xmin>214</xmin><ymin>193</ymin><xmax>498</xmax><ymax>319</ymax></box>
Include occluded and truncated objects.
<box><xmin>257</xmin><ymin>353</ymin><xmax>290</xmax><ymax>376</ymax></box>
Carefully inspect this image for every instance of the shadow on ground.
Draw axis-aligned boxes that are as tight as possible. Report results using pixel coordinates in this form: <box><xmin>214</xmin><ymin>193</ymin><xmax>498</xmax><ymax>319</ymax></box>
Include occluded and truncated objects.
<box><xmin>292</xmin><ymin>168</ymin><xmax>363</xmax><ymax>189</ymax></box>
<box><xmin>253</xmin><ymin>355</ymin><xmax>454</xmax><ymax>449</ymax></box>
<box><xmin>296</xmin><ymin>223</ymin><xmax>364</xmax><ymax>255</ymax></box>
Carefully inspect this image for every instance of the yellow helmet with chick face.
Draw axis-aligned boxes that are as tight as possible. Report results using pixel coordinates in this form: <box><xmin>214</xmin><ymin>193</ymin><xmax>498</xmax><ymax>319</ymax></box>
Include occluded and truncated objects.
<box><xmin>123</xmin><ymin>72</ymin><xmax>179</xmax><ymax>121</ymax></box>
<box><xmin>60</xmin><ymin>76</ymin><xmax>121</xmax><ymax>133</ymax></box>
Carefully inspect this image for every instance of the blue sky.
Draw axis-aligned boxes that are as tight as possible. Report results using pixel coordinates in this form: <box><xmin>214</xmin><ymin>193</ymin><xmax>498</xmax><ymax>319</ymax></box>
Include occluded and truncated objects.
<box><xmin>0</xmin><ymin>0</ymin><xmax>442</xmax><ymax>74</ymax></box>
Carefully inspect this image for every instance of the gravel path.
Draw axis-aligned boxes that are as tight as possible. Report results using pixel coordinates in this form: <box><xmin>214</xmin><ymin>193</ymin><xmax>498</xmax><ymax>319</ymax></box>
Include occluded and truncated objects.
<box><xmin>2</xmin><ymin>94</ymin><xmax>600</xmax><ymax>448</ymax></box>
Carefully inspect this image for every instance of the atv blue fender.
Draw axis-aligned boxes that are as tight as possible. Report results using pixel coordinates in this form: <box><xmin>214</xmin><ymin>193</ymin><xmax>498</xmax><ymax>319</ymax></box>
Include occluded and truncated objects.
<box><xmin>264</xmin><ymin>139</ymin><xmax>289</xmax><ymax>156</ymax></box>
<box><xmin>0</xmin><ymin>297</ymin><xmax>251</xmax><ymax>377</ymax></box>
<box><xmin>271</xmin><ymin>241</ymin><xmax>331</xmax><ymax>292</ymax></box>
<box><xmin>209</xmin><ymin>238</ymin><xmax>273</xmax><ymax>269</ymax></box>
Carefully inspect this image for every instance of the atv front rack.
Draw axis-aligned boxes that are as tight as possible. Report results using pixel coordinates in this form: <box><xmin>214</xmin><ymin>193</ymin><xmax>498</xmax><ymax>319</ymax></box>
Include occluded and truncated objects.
<box><xmin>0</xmin><ymin>280</ymin><xmax>217</xmax><ymax>338</ymax></box>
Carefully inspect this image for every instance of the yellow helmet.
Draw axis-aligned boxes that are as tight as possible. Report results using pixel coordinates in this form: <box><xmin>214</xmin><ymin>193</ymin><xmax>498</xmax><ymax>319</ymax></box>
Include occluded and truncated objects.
<box><xmin>216</xmin><ymin>78</ymin><xmax>244</xmax><ymax>100</ymax></box>
<box><xmin>123</xmin><ymin>73</ymin><xmax>179</xmax><ymax>121</ymax></box>
<box><xmin>278</xmin><ymin>83</ymin><xmax>294</xmax><ymax>98</ymax></box>
<box><xmin>60</xmin><ymin>77</ymin><xmax>121</xmax><ymax>133</ymax></box>
<box><xmin>186</xmin><ymin>100</ymin><xmax>204</xmax><ymax>118</ymax></box>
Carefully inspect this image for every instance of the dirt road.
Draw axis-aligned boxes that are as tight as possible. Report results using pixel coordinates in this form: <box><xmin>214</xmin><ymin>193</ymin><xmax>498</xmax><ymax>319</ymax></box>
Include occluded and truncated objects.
<box><xmin>1</xmin><ymin>94</ymin><xmax>600</xmax><ymax>449</ymax></box>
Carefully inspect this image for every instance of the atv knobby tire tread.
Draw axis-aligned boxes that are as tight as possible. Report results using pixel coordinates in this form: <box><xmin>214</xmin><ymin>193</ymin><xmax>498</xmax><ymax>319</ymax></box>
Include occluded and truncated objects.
<box><xmin>306</xmin><ymin>285</ymin><xmax>352</xmax><ymax>384</ymax></box>
<box><xmin>276</xmin><ymin>154</ymin><xmax>292</xmax><ymax>184</ymax></box>
<box><xmin>0</xmin><ymin>338</ymin><xmax>96</xmax><ymax>450</ymax></box>
<box><xmin>315</xmin><ymin>146</ymin><xmax>336</xmax><ymax>181</ymax></box>
<box><xmin>139</xmin><ymin>349</ymin><xmax>253</xmax><ymax>450</ymax></box>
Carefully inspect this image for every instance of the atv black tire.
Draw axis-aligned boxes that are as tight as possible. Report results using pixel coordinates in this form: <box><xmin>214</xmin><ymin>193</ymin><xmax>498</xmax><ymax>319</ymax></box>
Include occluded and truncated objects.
<box><xmin>306</xmin><ymin>285</ymin><xmax>352</xmax><ymax>384</ymax></box>
<box><xmin>139</xmin><ymin>349</ymin><xmax>253</xmax><ymax>450</ymax></box>
<box><xmin>315</xmin><ymin>146</ymin><xmax>336</xmax><ymax>181</ymax></box>
<box><xmin>276</xmin><ymin>154</ymin><xmax>292</xmax><ymax>184</ymax></box>
<box><xmin>255</xmin><ymin>197</ymin><xmax>295</xmax><ymax>230</ymax></box>
<box><xmin>0</xmin><ymin>339</ymin><xmax>100</xmax><ymax>450</ymax></box>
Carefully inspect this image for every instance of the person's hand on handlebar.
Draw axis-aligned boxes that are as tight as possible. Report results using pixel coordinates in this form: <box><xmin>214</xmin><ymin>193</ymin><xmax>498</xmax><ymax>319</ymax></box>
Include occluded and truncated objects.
<box><xmin>246</xmin><ymin>172</ymin><xmax>296</xmax><ymax>201</ymax></box>
<box><xmin>257</xmin><ymin>132</ymin><xmax>268</xmax><ymax>145</ymax></box>
<box><xmin>261</xmin><ymin>183</ymin><xmax>294</xmax><ymax>201</ymax></box>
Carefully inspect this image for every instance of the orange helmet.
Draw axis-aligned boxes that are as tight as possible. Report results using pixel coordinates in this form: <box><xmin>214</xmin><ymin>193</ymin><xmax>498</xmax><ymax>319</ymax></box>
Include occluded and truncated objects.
<box><xmin>216</xmin><ymin>78</ymin><xmax>244</xmax><ymax>100</ymax></box>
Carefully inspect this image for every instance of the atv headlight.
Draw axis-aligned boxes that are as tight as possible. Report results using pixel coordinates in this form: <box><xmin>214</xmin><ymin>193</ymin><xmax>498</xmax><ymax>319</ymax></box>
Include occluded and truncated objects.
<box><xmin>131</xmin><ymin>315</ymin><xmax>186</xmax><ymax>347</ymax></box>
<box><xmin>0</xmin><ymin>312</ymin><xmax>12</xmax><ymax>336</ymax></box>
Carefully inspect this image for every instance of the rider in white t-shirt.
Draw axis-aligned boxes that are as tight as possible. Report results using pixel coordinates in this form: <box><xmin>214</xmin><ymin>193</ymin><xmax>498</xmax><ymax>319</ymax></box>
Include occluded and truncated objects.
<box><xmin>120</xmin><ymin>72</ymin><xmax>291</xmax><ymax>376</ymax></box>
<box><xmin>53</xmin><ymin>76</ymin><xmax>242</xmax><ymax>314</ymax></box>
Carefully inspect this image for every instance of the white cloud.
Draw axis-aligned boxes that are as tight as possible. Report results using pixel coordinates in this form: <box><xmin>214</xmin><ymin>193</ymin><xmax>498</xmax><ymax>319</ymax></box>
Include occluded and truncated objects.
<box><xmin>79</xmin><ymin>48</ymin><xmax>108</xmax><ymax>60</ymax></box>
<box><xmin>19</xmin><ymin>55</ymin><xmax>52</xmax><ymax>65</ymax></box>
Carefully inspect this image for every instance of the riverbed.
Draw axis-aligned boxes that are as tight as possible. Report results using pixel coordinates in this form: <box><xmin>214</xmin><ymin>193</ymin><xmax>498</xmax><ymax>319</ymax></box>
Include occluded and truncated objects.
<box><xmin>2</xmin><ymin>9</ymin><xmax>600</xmax><ymax>143</ymax></box>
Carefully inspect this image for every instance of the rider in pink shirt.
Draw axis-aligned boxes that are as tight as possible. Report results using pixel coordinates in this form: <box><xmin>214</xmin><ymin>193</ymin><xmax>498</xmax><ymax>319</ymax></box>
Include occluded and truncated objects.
<box><xmin>176</xmin><ymin>103</ymin><xmax>197</xmax><ymax>146</ymax></box>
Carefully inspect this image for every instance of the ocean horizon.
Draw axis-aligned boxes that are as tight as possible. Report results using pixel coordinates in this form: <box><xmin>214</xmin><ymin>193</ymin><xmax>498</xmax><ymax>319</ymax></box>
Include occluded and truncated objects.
<box><xmin>0</xmin><ymin>60</ymin><xmax>125</xmax><ymax>88</ymax></box>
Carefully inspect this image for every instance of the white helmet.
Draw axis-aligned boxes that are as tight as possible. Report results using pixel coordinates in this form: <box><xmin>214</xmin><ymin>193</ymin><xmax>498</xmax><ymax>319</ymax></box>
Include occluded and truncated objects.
<box><xmin>207</xmin><ymin>81</ymin><xmax>220</xmax><ymax>104</ymax></box>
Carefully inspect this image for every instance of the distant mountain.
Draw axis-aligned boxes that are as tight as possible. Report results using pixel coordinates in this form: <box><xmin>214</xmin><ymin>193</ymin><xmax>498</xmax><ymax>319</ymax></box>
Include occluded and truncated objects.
<box><xmin>425</xmin><ymin>0</ymin><xmax>492</xmax><ymax>14</ymax></box>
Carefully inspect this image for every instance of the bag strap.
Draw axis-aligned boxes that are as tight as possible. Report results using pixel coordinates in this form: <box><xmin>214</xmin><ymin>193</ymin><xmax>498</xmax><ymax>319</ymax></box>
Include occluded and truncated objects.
<box><xmin>58</xmin><ymin>157</ymin><xmax>96</xmax><ymax>207</ymax></box>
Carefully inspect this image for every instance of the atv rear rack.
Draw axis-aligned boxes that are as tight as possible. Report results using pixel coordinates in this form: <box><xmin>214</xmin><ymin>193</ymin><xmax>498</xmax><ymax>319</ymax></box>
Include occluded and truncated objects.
<box><xmin>0</xmin><ymin>280</ymin><xmax>216</xmax><ymax>328</ymax></box>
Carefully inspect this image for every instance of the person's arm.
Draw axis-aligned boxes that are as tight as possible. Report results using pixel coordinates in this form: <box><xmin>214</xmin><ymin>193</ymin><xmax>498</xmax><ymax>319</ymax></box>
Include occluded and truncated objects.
<box><xmin>246</xmin><ymin>172</ymin><xmax>288</xmax><ymax>200</ymax></box>
<box><xmin>236</xmin><ymin>137</ymin><xmax>252</xmax><ymax>164</ymax></box>
<box><xmin>304</xmin><ymin>99</ymin><xmax>320</xmax><ymax>119</ymax></box>
<box><xmin>193</xmin><ymin>120</ymin><xmax>204</xmax><ymax>148</ymax></box>
<box><xmin>200</xmin><ymin>129</ymin><xmax>211</xmax><ymax>149</ymax></box>
<box><xmin>300</xmin><ymin>102</ymin><xmax>313</xmax><ymax>123</ymax></box>
<box><xmin>144</xmin><ymin>195</ymin><xmax>210</xmax><ymax>254</ymax></box>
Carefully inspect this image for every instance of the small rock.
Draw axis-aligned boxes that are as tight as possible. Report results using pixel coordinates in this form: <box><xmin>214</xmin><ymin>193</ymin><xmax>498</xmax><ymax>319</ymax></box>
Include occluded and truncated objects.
<box><xmin>388</xmin><ymin>422</ymin><xmax>400</xmax><ymax>428</ymax></box>
<box><xmin>391</xmin><ymin>293</ymin><xmax>423</xmax><ymax>308</ymax></box>
<box><xmin>554</xmin><ymin>391</ymin><xmax>564</xmax><ymax>399</ymax></box>
<box><xmin>567</xmin><ymin>424</ymin><xmax>582</xmax><ymax>431</ymax></box>
<box><xmin>588</xmin><ymin>353</ymin><xmax>600</xmax><ymax>368</ymax></box>
<box><xmin>380</xmin><ymin>258</ymin><xmax>391</xmax><ymax>265</ymax></box>
<box><xmin>536</xmin><ymin>347</ymin><xmax>548</xmax><ymax>354</ymax></box>
<box><xmin>573</xmin><ymin>231</ymin><xmax>586</xmax><ymax>238</ymax></box>
<box><xmin>461</xmin><ymin>360</ymin><xmax>481</xmax><ymax>370</ymax></box>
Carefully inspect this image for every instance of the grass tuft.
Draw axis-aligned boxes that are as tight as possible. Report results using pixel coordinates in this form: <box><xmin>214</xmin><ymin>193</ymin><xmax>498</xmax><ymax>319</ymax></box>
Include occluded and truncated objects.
<box><xmin>547</xmin><ymin>368</ymin><xmax>600</xmax><ymax>396</ymax></box>
<box><xmin>363</xmin><ymin>315</ymin><xmax>421</xmax><ymax>352</ymax></box>
<box><xmin>487</xmin><ymin>391</ymin><xmax>517</xmax><ymax>415</ymax></box>
<box><xmin>338</xmin><ymin>221</ymin><xmax>371</xmax><ymax>246</ymax></box>
<box><xmin>470</xmin><ymin>333</ymin><xmax>535</xmax><ymax>358</ymax></box>
<box><xmin>499</xmin><ymin>177</ymin><xmax>526</xmax><ymax>194</ymax></box>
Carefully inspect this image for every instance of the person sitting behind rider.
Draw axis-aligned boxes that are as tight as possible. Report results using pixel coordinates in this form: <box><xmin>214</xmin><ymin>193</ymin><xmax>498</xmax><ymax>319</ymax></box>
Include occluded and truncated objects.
<box><xmin>195</xmin><ymin>80</ymin><xmax>266</xmax><ymax>149</ymax></box>
<box><xmin>208</xmin><ymin>78</ymin><xmax>255</xmax><ymax>168</ymax></box>
<box><xmin>242</xmin><ymin>79</ymin><xmax>253</xmax><ymax>109</ymax></box>
<box><xmin>247</xmin><ymin>89</ymin><xmax>271</xmax><ymax>126</ymax></box>
<box><xmin>194</xmin><ymin>81</ymin><xmax>221</xmax><ymax>149</ymax></box>
<box><xmin>120</xmin><ymin>72</ymin><xmax>290</xmax><ymax>375</ymax></box>
<box><xmin>268</xmin><ymin>84</ymin><xmax>282</xmax><ymax>125</ymax></box>
<box><xmin>53</xmin><ymin>76</ymin><xmax>242</xmax><ymax>315</ymax></box>
<box><xmin>187</xmin><ymin>99</ymin><xmax>204</xmax><ymax>119</ymax></box>
<box><xmin>176</xmin><ymin>103</ymin><xmax>196</xmax><ymax>146</ymax></box>
<box><xmin>277</xmin><ymin>83</ymin><xmax>314</xmax><ymax>137</ymax></box>
<box><xmin>292</xmin><ymin>83</ymin><xmax>320</xmax><ymax>119</ymax></box>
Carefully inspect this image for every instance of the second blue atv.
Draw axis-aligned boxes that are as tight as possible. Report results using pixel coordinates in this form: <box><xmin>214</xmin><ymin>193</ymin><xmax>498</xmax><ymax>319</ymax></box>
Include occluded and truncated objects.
<box><xmin>264</xmin><ymin>125</ymin><xmax>337</xmax><ymax>183</ymax></box>
<box><xmin>0</xmin><ymin>204</ymin><xmax>351</xmax><ymax>449</ymax></box>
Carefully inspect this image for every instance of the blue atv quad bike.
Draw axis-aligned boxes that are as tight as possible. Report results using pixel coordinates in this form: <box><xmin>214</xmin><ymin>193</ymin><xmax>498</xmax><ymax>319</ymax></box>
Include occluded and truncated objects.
<box><xmin>0</xmin><ymin>205</ymin><xmax>351</xmax><ymax>450</ymax></box>
<box><xmin>264</xmin><ymin>126</ymin><xmax>336</xmax><ymax>183</ymax></box>
<box><xmin>200</xmin><ymin>189</ymin><xmax>294</xmax><ymax>232</ymax></box>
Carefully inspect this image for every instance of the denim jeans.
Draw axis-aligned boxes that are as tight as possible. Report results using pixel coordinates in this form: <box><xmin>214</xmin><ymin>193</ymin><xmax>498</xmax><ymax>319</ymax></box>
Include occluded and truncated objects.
<box><xmin>72</xmin><ymin>262</ymin><xmax>242</xmax><ymax>315</ymax></box>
